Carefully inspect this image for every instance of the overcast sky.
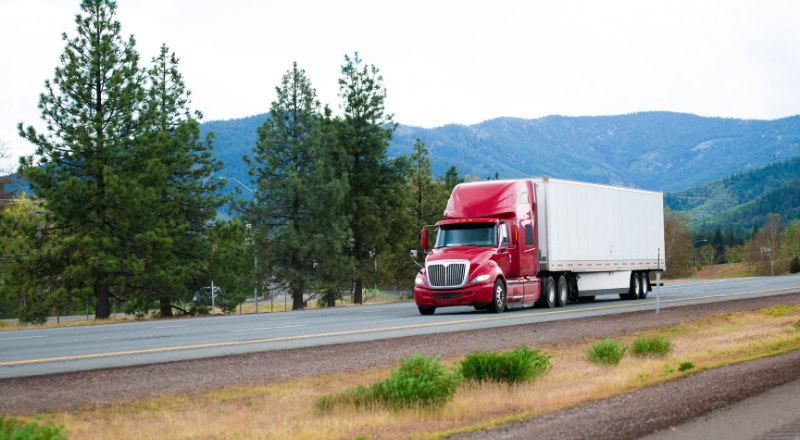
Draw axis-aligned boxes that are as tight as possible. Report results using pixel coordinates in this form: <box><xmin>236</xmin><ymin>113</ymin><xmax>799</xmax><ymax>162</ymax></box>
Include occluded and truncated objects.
<box><xmin>2</xmin><ymin>0</ymin><xmax>800</xmax><ymax>166</ymax></box>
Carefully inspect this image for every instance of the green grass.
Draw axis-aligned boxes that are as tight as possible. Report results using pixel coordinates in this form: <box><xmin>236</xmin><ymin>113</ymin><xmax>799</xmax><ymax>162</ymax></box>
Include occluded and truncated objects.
<box><xmin>459</xmin><ymin>346</ymin><xmax>551</xmax><ymax>385</ymax></box>
<box><xmin>764</xmin><ymin>305</ymin><xmax>800</xmax><ymax>317</ymax></box>
<box><xmin>678</xmin><ymin>361</ymin><xmax>695</xmax><ymax>372</ymax></box>
<box><xmin>631</xmin><ymin>335</ymin><xmax>672</xmax><ymax>358</ymax></box>
<box><xmin>0</xmin><ymin>417</ymin><xmax>65</xmax><ymax>440</ymax></box>
<box><xmin>584</xmin><ymin>339</ymin><xmax>628</xmax><ymax>366</ymax></box>
<box><xmin>794</xmin><ymin>320</ymin><xmax>800</xmax><ymax>331</ymax></box>
<box><xmin>317</xmin><ymin>352</ymin><xmax>462</xmax><ymax>410</ymax></box>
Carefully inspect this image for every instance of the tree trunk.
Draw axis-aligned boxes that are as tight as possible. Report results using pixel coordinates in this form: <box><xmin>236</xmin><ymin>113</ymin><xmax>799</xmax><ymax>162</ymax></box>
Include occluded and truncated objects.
<box><xmin>95</xmin><ymin>283</ymin><xmax>111</xmax><ymax>319</ymax></box>
<box><xmin>327</xmin><ymin>291</ymin><xmax>336</xmax><ymax>308</ymax></box>
<box><xmin>159</xmin><ymin>292</ymin><xmax>174</xmax><ymax>318</ymax></box>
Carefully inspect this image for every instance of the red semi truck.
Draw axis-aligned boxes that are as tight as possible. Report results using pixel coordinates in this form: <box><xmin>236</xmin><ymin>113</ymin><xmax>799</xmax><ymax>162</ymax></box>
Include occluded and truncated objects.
<box><xmin>412</xmin><ymin>178</ymin><xmax>665</xmax><ymax>315</ymax></box>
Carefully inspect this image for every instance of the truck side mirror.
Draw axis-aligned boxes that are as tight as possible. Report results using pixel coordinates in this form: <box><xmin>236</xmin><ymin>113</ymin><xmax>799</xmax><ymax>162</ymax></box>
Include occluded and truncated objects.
<box><xmin>421</xmin><ymin>229</ymin><xmax>428</xmax><ymax>250</ymax></box>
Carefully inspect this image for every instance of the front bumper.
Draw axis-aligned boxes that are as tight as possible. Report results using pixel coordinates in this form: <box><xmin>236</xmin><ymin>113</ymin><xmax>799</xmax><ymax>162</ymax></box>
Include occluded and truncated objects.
<box><xmin>413</xmin><ymin>283</ymin><xmax>494</xmax><ymax>307</ymax></box>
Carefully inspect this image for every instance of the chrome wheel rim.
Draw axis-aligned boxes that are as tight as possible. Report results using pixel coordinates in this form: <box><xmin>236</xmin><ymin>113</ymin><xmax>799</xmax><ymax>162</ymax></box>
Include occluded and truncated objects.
<box><xmin>495</xmin><ymin>285</ymin><xmax>505</xmax><ymax>308</ymax></box>
<box><xmin>559</xmin><ymin>282</ymin><xmax>567</xmax><ymax>303</ymax></box>
<box><xmin>548</xmin><ymin>282</ymin><xmax>555</xmax><ymax>304</ymax></box>
<box><xmin>633</xmin><ymin>277</ymin><xmax>639</xmax><ymax>296</ymax></box>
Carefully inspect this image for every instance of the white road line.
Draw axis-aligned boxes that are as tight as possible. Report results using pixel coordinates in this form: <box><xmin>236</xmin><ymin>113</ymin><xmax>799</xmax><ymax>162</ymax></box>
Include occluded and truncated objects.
<box><xmin>360</xmin><ymin>310</ymin><xmax>384</xmax><ymax>313</ymax></box>
<box><xmin>1</xmin><ymin>336</ymin><xmax>45</xmax><ymax>341</ymax></box>
<box><xmin>274</xmin><ymin>325</ymin><xmax>305</xmax><ymax>329</ymax></box>
<box><xmin>156</xmin><ymin>325</ymin><xmax>189</xmax><ymax>329</ymax></box>
<box><xmin>230</xmin><ymin>327</ymin><xmax>272</xmax><ymax>332</ymax></box>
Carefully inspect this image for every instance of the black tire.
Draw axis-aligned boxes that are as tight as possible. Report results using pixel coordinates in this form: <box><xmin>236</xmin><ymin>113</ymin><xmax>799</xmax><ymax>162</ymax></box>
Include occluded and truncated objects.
<box><xmin>639</xmin><ymin>272</ymin><xmax>649</xmax><ymax>299</ymax></box>
<box><xmin>418</xmin><ymin>306</ymin><xmax>436</xmax><ymax>315</ymax></box>
<box><xmin>628</xmin><ymin>272</ymin><xmax>640</xmax><ymax>300</ymax></box>
<box><xmin>488</xmin><ymin>279</ymin><xmax>507</xmax><ymax>313</ymax></box>
<box><xmin>577</xmin><ymin>296</ymin><xmax>596</xmax><ymax>302</ymax></box>
<box><xmin>555</xmin><ymin>275</ymin><xmax>568</xmax><ymax>307</ymax></box>
<box><xmin>537</xmin><ymin>276</ymin><xmax>556</xmax><ymax>308</ymax></box>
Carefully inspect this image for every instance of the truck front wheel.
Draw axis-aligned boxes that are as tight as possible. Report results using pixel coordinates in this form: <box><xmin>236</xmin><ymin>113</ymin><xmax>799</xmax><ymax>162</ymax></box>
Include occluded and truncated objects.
<box><xmin>488</xmin><ymin>280</ymin><xmax>506</xmax><ymax>313</ymax></box>
<box><xmin>536</xmin><ymin>276</ymin><xmax>556</xmax><ymax>308</ymax></box>
<box><xmin>418</xmin><ymin>306</ymin><xmax>436</xmax><ymax>315</ymax></box>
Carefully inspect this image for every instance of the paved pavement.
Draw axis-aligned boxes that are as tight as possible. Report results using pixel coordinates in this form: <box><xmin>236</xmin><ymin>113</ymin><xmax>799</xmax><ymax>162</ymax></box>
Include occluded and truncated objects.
<box><xmin>1</xmin><ymin>274</ymin><xmax>800</xmax><ymax>379</ymax></box>
<box><xmin>641</xmin><ymin>378</ymin><xmax>800</xmax><ymax>440</ymax></box>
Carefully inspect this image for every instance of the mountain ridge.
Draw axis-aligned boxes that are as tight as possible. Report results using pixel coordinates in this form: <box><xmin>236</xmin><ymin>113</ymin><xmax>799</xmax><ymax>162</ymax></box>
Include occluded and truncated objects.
<box><xmin>200</xmin><ymin>111</ymin><xmax>800</xmax><ymax>193</ymax></box>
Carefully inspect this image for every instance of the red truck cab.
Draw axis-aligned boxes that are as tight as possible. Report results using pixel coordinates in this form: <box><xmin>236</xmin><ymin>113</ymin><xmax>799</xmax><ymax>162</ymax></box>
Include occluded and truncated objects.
<box><xmin>413</xmin><ymin>180</ymin><xmax>541</xmax><ymax>315</ymax></box>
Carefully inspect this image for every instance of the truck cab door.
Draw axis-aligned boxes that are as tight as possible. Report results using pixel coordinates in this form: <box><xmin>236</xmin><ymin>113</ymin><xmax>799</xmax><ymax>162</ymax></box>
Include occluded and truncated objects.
<box><xmin>496</xmin><ymin>223</ymin><xmax>512</xmax><ymax>275</ymax></box>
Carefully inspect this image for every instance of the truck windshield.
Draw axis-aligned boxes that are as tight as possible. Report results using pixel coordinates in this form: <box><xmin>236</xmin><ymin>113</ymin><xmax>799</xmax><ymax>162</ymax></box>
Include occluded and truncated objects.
<box><xmin>434</xmin><ymin>223</ymin><xmax>498</xmax><ymax>248</ymax></box>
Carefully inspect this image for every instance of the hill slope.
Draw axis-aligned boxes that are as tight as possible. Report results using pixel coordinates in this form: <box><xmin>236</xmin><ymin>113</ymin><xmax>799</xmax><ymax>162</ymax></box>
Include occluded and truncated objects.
<box><xmin>708</xmin><ymin>178</ymin><xmax>800</xmax><ymax>229</ymax></box>
<box><xmin>663</xmin><ymin>155</ymin><xmax>800</xmax><ymax>223</ymax></box>
<box><xmin>201</xmin><ymin>111</ymin><xmax>800</xmax><ymax>193</ymax></box>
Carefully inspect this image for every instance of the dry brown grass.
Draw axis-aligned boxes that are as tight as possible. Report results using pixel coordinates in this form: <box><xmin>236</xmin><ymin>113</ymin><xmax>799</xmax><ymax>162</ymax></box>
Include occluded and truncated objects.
<box><xmin>0</xmin><ymin>315</ymin><xmax>155</xmax><ymax>332</ymax></box>
<box><xmin>17</xmin><ymin>305</ymin><xmax>800</xmax><ymax>440</ymax></box>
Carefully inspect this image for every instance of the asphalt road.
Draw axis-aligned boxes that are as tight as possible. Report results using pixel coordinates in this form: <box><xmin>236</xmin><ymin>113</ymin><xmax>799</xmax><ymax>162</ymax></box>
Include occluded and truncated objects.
<box><xmin>2</xmin><ymin>274</ymin><xmax>800</xmax><ymax>379</ymax></box>
<box><xmin>642</xmin><ymin>378</ymin><xmax>800</xmax><ymax>440</ymax></box>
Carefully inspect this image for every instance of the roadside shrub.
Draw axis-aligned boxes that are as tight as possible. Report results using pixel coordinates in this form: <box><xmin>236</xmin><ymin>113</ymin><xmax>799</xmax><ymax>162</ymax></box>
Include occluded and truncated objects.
<box><xmin>585</xmin><ymin>339</ymin><xmax>627</xmax><ymax>366</ymax></box>
<box><xmin>0</xmin><ymin>416</ymin><xmax>65</xmax><ymax>440</ymax></box>
<box><xmin>631</xmin><ymin>335</ymin><xmax>672</xmax><ymax>358</ymax></box>
<box><xmin>189</xmin><ymin>303</ymin><xmax>210</xmax><ymax>316</ymax></box>
<box><xmin>460</xmin><ymin>346</ymin><xmax>551</xmax><ymax>385</ymax></box>
<box><xmin>791</xmin><ymin>257</ymin><xmax>800</xmax><ymax>274</ymax></box>
<box><xmin>318</xmin><ymin>352</ymin><xmax>461</xmax><ymax>411</ymax></box>
<box><xmin>678</xmin><ymin>361</ymin><xmax>695</xmax><ymax>372</ymax></box>
<box><xmin>794</xmin><ymin>320</ymin><xmax>800</xmax><ymax>331</ymax></box>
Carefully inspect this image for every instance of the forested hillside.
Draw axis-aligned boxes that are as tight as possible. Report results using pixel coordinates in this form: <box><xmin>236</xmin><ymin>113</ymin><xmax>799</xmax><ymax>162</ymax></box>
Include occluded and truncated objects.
<box><xmin>707</xmin><ymin>178</ymin><xmax>800</xmax><ymax>230</ymax></box>
<box><xmin>202</xmin><ymin>112</ymin><xmax>800</xmax><ymax>193</ymax></box>
<box><xmin>664</xmin><ymin>155</ymin><xmax>800</xmax><ymax>224</ymax></box>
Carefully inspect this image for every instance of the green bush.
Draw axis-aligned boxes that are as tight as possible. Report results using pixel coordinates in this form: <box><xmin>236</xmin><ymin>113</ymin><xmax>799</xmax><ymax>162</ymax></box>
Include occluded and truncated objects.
<box><xmin>318</xmin><ymin>352</ymin><xmax>461</xmax><ymax>410</ymax></box>
<box><xmin>791</xmin><ymin>256</ymin><xmax>800</xmax><ymax>274</ymax></box>
<box><xmin>0</xmin><ymin>417</ymin><xmax>65</xmax><ymax>440</ymax></box>
<box><xmin>678</xmin><ymin>361</ymin><xmax>695</xmax><ymax>372</ymax></box>
<box><xmin>631</xmin><ymin>335</ymin><xmax>672</xmax><ymax>358</ymax></box>
<box><xmin>189</xmin><ymin>303</ymin><xmax>210</xmax><ymax>316</ymax></box>
<box><xmin>585</xmin><ymin>339</ymin><xmax>628</xmax><ymax>366</ymax></box>
<box><xmin>460</xmin><ymin>346</ymin><xmax>551</xmax><ymax>385</ymax></box>
<box><xmin>794</xmin><ymin>320</ymin><xmax>800</xmax><ymax>331</ymax></box>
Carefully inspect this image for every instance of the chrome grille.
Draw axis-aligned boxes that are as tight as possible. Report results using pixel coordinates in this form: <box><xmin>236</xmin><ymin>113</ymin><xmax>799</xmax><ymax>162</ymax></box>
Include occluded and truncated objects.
<box><xmin>426</xmin><ymin>261</ymin><xmax>468</xmax><ymax>289</ymax></box>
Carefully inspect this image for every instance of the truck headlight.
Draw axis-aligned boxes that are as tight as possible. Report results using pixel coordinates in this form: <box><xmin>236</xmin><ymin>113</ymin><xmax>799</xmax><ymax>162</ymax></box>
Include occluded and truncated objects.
<box><xmin>415</xmin><ymin>276</ymin><xmax>426</xmax><ymax>285</ymax></box>
<box><xmin>470</xmin><ymin>274</ymin><xmax>490</xmax><ymax>284</ymax></box>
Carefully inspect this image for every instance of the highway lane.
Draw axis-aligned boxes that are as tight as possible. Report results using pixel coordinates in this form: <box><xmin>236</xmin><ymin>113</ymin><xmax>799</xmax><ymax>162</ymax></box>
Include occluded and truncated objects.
<box><xmin>2</xmin><ymin>274</ymin><xmax>800</xmax><ymax>379</ymax></box>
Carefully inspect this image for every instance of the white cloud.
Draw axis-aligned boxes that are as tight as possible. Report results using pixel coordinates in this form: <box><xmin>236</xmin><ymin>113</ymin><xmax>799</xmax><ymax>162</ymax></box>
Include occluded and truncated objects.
<box><xmin>2</xmin><ymin>0</ymin><xmax>800</xmax><ymax>165</ymax></box>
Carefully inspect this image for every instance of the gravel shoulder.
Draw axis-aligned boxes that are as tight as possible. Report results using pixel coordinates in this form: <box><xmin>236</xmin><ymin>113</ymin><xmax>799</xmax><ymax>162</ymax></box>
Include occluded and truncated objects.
<box><xmin>2</xmin><ymin>292</ymin><xmax>800</xmax><ymax>416</ymax></box>
<box><xmin>455</xmin><ymin>348</ymin><xmax>800</xmax><ymax>440</ymax></box>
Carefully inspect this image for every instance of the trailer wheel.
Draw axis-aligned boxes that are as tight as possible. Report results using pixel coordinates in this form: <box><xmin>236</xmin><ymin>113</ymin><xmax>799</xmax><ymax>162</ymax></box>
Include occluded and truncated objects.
<box><xmin>537</xmin><ymin>276</ymin><xmax>556</xmax><ymax>308</ymax></box>
<box><xmin>488</xmin><ymin>280</ymin><xmax>507</xmax><ymax>313</ymax></box>
<box><xmin>555</xmin><ymin>275</ymin><xmax>568</xmax><ymax>307</ymax></box>
<box><xmin>418</xmin><ymin>306</ymin><xmax>436</xmax><ymax>315</ymax></box>
<box><xmin>639</xmin><ymin>273</ymin><xmax>649</xmax><ymax>299</ymax></box>
<box><xmin>622</xmin><ymin>272</ymin><xmax>640</xmax><ymax>300</ymax></box>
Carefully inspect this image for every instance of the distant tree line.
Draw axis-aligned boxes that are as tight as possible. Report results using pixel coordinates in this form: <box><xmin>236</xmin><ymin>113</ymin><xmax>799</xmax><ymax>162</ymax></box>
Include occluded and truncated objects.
<box><xmin>0</xmin><ymin>0</ymin><xmax>466</xmax><ymax>322</ymax></box>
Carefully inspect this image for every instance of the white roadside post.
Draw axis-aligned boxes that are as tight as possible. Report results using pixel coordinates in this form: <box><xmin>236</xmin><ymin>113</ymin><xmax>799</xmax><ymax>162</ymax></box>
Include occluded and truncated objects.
<box><xmin>656</xmin><ymin>248</ymin><xmax>661</xmax><ymax>314</ymax></box>
<box><xmin>211</xmin><ymin>280</ymin><xmax>215</xmax><ymax>315</ymax></box>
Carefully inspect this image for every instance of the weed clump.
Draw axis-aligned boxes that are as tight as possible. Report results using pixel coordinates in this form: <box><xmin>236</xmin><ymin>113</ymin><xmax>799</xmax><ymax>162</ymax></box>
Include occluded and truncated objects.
<box><xmin>585</xmin><ymin>339</ymin><xmax>627</xmax><ymax>366</ymax></box>
<box><xmin>631</xmin><ymin>335</ymin><xmax>672</xmax><ymax>358</ymax></box>
<box><xmin>317</xmin><ymin>352</ymin><xmax>461</xmax><ymax>411</ymax></box>
<box><xmin>678</xmin><ymin>361</ymin><xmax>695</xmax><ymax>372</ymax></box>
<box><xmin>460</xmin><ymin>346</ymin><xmax>551</xmax><ymax>385</ymax></box>
<box><xmin>794</xmin><ymin>320</ymin><xmax>800</xmax><ymax>331</ymax></box>
<box><xmin>764</xmin><ymin>305</ymin><xmax>800</xmax><ymax>317</ymax></box>
<box><xmin>0</xmin><ymin>416</ymin><xmax>65</xmax><ymax>440</ymax></box>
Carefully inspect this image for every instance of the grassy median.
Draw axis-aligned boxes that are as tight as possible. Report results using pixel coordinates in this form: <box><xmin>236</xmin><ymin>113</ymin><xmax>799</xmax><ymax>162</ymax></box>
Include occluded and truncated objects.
<box><xmin>9</xmin><ymin>304</ymin><xmax>800</xmax><ymax>440</ymax></box>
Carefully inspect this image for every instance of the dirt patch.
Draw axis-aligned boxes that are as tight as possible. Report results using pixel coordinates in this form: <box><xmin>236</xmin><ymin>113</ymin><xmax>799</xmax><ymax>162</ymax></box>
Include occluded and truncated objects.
<box><xmin>456</xmin><ymin>349</ymin><xmax>800</xmax><ymax>440</ymax></box>
<box><xmin>2</xmin><ymin>292</ymin><xmax>800</xmax><ymax>416</ymax></box>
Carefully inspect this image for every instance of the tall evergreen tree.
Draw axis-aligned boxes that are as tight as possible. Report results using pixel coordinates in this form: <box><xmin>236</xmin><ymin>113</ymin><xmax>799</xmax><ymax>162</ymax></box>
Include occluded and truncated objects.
<box><xmin>140</xmin><ymin>44</ymin><xmax>225</xmax><ymax>317</ymax></box>
<box><xmin>243</xmin><ymin>63</ymin><xmax>348</xmax><ymax>310</ymax></box>
<box><xmin>336</xmin><ymin>53</ymin><xmax>407</xmax><ymax>303</ymax></box>
<box><xmin>17</xmin><ymin>0</ymin><xmax>151</xmax><ymax>319</ymax></box>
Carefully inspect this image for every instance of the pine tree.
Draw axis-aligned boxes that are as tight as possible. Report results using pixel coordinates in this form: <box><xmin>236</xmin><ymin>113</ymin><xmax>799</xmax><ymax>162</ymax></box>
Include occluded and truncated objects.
<box><xmin>141</xmin><ymin>44</ymin><xmax>225</xmax><ymax>317</ymax></box>
<box><xmin>243</xmin><ymin>63</ymin><xmax>347</xmax><ymax>310</ymax></box>
<box><xmin>336</xmin><ymin>53</ymin><xmax>407</xmax><ymax>303</ymax></box>
<box><xmin>17</xmin><ymin>0</ymin><xmax>150</xmax><ymax>319</ymax></box>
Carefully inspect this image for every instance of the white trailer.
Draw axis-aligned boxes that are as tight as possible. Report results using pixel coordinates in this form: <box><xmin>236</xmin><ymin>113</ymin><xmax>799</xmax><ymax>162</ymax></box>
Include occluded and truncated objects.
<box><xmin>533</xmin><ymin>178</ymin><xmax>665</xmax><ymax>298</ymax></box>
